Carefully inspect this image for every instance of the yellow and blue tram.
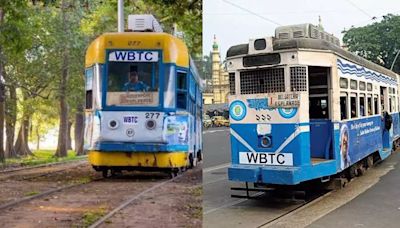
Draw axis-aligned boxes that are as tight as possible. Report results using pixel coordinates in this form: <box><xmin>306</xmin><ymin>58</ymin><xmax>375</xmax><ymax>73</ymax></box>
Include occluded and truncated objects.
<box><xmin>84</xmin><ymin>15</ymin><xmax>204</xmax><ymax>177</ymax></box>
<box><xmin>227</xmin><ymin>24</ymin><xmax>400</xmax><ymax>186</ymax></box>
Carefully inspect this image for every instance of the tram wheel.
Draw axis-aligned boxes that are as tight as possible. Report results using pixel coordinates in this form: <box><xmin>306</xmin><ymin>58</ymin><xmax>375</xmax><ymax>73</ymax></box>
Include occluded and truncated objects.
<box><xmin>367</xmin><ymin>156</ymin><xmax>374</xmax><ymax>168</ymax></box>
<box><xmin>102</xmin><ymin>169</ymin><xmax>109</xmax><ymax>178</ymax></box>
<box><xmin>170</xmin><ymin>168</ymin><xmax>179</xmax><ymax>178</ymax></box>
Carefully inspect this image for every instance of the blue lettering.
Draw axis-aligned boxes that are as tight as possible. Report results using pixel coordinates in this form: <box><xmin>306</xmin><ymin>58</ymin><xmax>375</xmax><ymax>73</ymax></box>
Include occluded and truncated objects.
<box><xmin>144</xmin><ymin>52</ymin><xmax>153</xmax><ymax>61</ymax></box>
<box><xmin>137</xmin><ymin>51</ymin><xmax>143</xmax><ymax>61</ymax></box>
<box><xmin>115</xmin><ymin>51</ymin><xmax>127</xmax><ymax>60</ymax></box>
<box><xmin>127</xmin><ymin>52</ymin><xmax>135</xmax><ymax>61</ymax></box>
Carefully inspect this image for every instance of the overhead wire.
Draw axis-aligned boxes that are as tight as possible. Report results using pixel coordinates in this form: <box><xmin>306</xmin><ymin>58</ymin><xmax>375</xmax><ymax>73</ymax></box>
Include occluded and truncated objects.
<box><xmin>221</xmin><ymin>0</ymin><xmax>281</xmax><ymax>26</ymax></box>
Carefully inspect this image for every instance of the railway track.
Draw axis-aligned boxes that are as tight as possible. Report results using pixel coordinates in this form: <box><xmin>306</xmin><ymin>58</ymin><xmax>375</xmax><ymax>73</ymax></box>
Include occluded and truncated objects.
<box><xmin>0</xmin><ymin>166</ymin><xmax>199</xmax><ymax>227</ymax></box>
<box><xmin>256</xmin><ymin>189</ymin><xmax>331</xmax><ymax>228</ymax></box>
<box><xmin>0</xmin><ymin>156</ymin><xmax>87</xmax><ymax>174</ymax></box>
<box><xmin>0</xmin><ymin>177</ymin><xmax>104</xmax><ymax>211</ymax></box>
<box><xmin>88</xmin><ymin>173</ymin><xmax>184</xmax><ymax>228</ymax></box>
<box><xmin>0</xmin><ymin>160</ymin><xmax>89</xmax><ymax>181</ymax></box>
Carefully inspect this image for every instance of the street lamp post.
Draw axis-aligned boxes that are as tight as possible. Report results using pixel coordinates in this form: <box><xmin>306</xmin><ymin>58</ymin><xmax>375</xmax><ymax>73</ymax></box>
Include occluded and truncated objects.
<box><xmin>390</xmin><ymin>50</ymin><xmax>400</xmax><ymax>71</ymax></box>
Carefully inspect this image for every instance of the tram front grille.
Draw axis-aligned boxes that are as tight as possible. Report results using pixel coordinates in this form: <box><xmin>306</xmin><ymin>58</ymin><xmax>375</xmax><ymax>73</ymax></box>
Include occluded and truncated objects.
<box><xmin>240</xmin><ymin>68</ymin><xmax>284</xmax><ymax>94</ymax></box>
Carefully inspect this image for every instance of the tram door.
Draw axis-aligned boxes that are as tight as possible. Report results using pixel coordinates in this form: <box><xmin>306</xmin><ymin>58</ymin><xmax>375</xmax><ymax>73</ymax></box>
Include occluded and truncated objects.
<box><xmin>308</xmin><ymin>66</ymin><xmax>333</xmax><ymax>160</ymax></box>
<box><xmin>381</xmin><ymin>86</ymin><xmax>391</xmax><ymax>149</ymax></box>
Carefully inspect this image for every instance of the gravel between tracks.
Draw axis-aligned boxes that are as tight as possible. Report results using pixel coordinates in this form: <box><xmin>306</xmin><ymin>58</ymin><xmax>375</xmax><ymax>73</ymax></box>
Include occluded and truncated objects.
<box><xmin>0</xmin><ymin>163</ymin><xmax>202</xmax><ymax>228</ymax></box>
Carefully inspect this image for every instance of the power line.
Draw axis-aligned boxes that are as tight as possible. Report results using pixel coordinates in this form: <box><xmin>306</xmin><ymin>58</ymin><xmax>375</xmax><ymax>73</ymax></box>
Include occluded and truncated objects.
<box><xmin>221</xmin><ymin>0</ymin><xmax>281</xmax><ymax>26</ymax></box>
<box><xmin>344</xmin><ymin>0</ymin><xmax>373</xmax><ymax>19</ymax></box>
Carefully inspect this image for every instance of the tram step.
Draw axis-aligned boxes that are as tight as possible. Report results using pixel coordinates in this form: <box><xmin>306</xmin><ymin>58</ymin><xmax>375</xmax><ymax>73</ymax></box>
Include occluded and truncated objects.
<box><xmin>311</xmin><ymin>158</ymin><xmax>334</xmax><ymax>165</ymax></box>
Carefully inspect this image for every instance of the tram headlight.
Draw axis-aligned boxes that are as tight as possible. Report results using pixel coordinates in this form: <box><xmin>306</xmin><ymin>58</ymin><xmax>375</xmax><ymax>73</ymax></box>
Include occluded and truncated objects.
<box><xmin>260</xmin><ymin>135</ymin><xmax>272</xmax><ymax>148</ymax></box>
<box><xmin>145</xmin><ymin>119</ymin><xmax>156</xmax><ymax>130</ymax></box>
<box><xmin>108</xmin><ymin>120</ymin><xmax>119</xmax><ymax>129</ymax></box>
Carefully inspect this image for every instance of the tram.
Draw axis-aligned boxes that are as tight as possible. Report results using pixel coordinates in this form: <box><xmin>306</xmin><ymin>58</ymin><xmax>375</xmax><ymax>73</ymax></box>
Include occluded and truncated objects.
<box><xmin>84</xmin><ymin>15</ymin><xmax>204</xmax><ymax>177</ymax></box>
<box><xmin>226</xmin><ymin>24</ymin><xmax>400</xmax><ymax>187</ymax></box>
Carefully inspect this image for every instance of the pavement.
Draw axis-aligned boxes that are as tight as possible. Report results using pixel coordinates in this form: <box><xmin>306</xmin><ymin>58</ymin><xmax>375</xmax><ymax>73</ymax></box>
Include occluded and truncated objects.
<box><xmin>309</xmin><ymin>151</ymin><xmax>400</xmax><ymax>228</ymax></box>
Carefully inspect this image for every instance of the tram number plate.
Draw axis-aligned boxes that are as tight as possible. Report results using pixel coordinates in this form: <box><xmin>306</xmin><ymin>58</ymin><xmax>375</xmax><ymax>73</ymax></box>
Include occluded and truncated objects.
<box><xmin>239</xmin><ymin>152</ymin><xmax>293</xmax><ymax>166</ymax></box>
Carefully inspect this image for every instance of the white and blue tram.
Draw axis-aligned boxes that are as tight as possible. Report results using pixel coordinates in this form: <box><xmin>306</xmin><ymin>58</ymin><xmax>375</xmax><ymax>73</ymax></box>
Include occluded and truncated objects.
<box><xmin>84</xmin><ymin>15</ymin><xmax>204</xmax><ymax>177</ymax></box>
<box><xmin>227</xmin><ymin>24</ymin><xmax>399</xmax><ymax>185</ymax></box>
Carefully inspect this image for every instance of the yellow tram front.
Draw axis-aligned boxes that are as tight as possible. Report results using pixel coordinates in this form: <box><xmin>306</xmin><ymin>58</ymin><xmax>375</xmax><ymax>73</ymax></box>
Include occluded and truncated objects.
<box><xmin>84</xmin><ymin>29</ymin><xmax>202</xmax><ymax>176</ymax></box>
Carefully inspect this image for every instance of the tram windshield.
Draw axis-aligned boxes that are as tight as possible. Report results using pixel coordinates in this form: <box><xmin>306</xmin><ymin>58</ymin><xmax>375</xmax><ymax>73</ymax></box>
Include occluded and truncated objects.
<box><xmin>106</xmin><ymin>62</ymin><xmax>159</xmax><ymax>106</ymax></box>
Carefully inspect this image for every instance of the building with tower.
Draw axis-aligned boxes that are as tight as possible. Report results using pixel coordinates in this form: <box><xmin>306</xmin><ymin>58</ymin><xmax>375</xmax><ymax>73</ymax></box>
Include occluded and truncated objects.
<box><xmin>203</xmin><ymin>35</ymin><xmax>230</xmax><ymax>105</ymax></box>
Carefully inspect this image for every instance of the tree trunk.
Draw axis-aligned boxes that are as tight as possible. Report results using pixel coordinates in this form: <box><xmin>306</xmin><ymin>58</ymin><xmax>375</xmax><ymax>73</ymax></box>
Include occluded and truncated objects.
<box><xmin>36</xmin><ymin>124</ymin><xmax>40</xmax><ymax>151</ymax></box>
<box><xmin>55</xmin><ymin>0</ymin><xmax>69</xmax><ymax>158</ymax></box>
<box><xmin>67</xmin><ymin>120</ymin><xmax>72</xmax><ymax>150</ymax></box>
<box><xmin>0</xmin><ymin>8</ymin><xmax>5</xmax><ymax>162</ymax></box>
<box><xmin>5</xmin><ymin>84</ymin><xmax>17</xmax><ymax>158</ymax></box>
<box><xmin>74</xmin><ymin>103</ymin><xmax>85</xmax><ymax>155</ymax></box>
<box><xmin>14</xmin><ymin>114</ymin><xmax>32</xmax><ymax>156</ymax></box>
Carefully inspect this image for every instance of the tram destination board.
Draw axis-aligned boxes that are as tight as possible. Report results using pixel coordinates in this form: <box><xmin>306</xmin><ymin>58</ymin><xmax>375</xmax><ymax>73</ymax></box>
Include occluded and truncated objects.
<box><xmin>242</xmin><ymin>53</ymin><xmax>280</xmax><ymax>67</ymax></box>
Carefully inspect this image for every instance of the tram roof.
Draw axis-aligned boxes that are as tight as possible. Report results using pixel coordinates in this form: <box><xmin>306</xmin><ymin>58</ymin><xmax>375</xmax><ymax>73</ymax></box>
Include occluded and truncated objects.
<box><xmin>85</xmin><ymin>32</ymin><xmax>189</xmax><ymax>68</ymax></box>
<box><xmin>227</xmin><ymin>38</ymin><xmax>398</xmax><ymax>79</ymax></box>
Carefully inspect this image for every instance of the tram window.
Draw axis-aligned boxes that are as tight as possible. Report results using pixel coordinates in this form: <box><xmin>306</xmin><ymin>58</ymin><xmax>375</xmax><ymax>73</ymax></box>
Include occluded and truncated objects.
<box><xmin>339</xmin><ymin>78</ymin><xmax>348</xmax><ymax>89</ymax></box>
<box><xmin>177</xmin><ymin>93</ymin><xmax>187</xmax><ymax>109</ymax></box>
<box><xmin>350</xmin><ymin>96</ymin><xmax>357</xmax><ymax>118</ymax></box>
<box><xmin>367</xmin><ymin>96</ymin><xmax>372</xmax><ymax>116</ymax></box>
<box><xmin>340</xmin><ymin>95</ymin><xmax>347</xmax><ymax>120</ymax></box>
<box><xmin>177</xmin><ymin>72</ymin><xmax>188</xmax><ymax>110</ymax></box>
<box><xmin>367</xmin><ymin>83</ymin><xmax>373</xmax><ymax>91</ymax></box>
<box><xmin>359</xmin><ymin>95</ymin><xmax>365</xmax><ymax>116</ymax></box>
<box><xmin>85</xmin><ymin>67</ymin><xmax>94</xmax><ymax>109</ymax></box>
<box><xmin>389</xmin><ymin>97</ymin><xmax>393</xmax><ymax>112</ymax></box>
<box><xmin>374</xmin><ymin>96</ymin><xmax>379</xmax><ymax>114</ymax></box>
<box><xmin>164</xmin><ymin>66</ymin><xmax>176</xmax><ymax>108</ymax></box>
<box><xmin>106</xmin><ymin>62</ymin><xmax>159</xmax><ymax>106</ymax></box>
<box><xmin>177</xmin><ymin>72</ymin><xmax>187</xmax><ymax>90</ymax></box>
<box><xmin>309</xmin><ymin>97</ymin><xmax>328</xmax><ymax>119</ymax></box>
<box><xmin>359</xmin><ymin>82</ymin><xmax>366</xmax><ymax>91</ymax></box>
<box><xmin>86</xmin><ymin>91</ymin><xmax>93</xmax><ymax>109</ymax></box>
<box><xmin>350</xmin><ymin>80</ymin><xmax>357</xmax><ymax>90</ymax></box>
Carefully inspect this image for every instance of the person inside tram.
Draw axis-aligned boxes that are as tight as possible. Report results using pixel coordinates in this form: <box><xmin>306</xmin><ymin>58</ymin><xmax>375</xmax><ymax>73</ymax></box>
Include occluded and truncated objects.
<box><xmin>123</xmin><ymin>69</ymin><xmax>149</xmax><ymax>92</ymax></box>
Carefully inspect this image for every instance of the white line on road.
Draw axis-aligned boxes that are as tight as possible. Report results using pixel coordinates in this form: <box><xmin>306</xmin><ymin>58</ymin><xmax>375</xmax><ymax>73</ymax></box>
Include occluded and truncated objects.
<box><xmin>203</xmin><ymin>129</ymin><xmax>229</xmax><ymax>134</ymax></box>
<box><xmin>203</xmin><ymin>163</ymin><xmax>230</xmax><ymax>173</ymax></box>
<box><xmin>204</xmin><ymin>198</ymin><xmax>249</xmax><ymax>215</ymax></box>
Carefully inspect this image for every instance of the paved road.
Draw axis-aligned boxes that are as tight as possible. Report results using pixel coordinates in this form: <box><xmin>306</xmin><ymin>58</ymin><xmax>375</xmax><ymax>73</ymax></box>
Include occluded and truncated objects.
<box><xmin>309</xmin><ymin>151</ymin><xmax>400</xmax><ymax>228</ymax></box>
<box><xmin>203</xmin><ymin>128</ymin><xmax>302</xmax><ymax>228</ymax></box>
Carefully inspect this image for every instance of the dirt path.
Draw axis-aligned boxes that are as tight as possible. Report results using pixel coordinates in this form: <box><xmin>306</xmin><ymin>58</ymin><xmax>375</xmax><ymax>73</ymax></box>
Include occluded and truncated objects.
<box><xmin>98</xmin><ymin>166</ymin><xmax>202</xmax><ymax>228</ymax></box>
<box><xmin>0</xmin><ymin>161</ymin><xmax>96</xmax><ymax>207</ymax></box>
<box><xmin>0</xmin><ymin>165</ymin><xmax>202</xmax><ymax>228</ymax></box>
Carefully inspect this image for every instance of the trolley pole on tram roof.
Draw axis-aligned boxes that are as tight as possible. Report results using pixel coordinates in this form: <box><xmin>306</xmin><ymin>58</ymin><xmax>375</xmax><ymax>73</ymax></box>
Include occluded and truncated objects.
<box><xmin>118</xmin><ymin>0</ymin><xmax>124</xmax><ymax>32</ymax></box>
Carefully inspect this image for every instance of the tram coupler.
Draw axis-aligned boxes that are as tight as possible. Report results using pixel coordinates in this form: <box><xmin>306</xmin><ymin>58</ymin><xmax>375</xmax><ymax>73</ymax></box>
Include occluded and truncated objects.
<box><xmin>230</xmin><ymin>182</ymin><xmax>268</xmax><ymax>199</ymax></box>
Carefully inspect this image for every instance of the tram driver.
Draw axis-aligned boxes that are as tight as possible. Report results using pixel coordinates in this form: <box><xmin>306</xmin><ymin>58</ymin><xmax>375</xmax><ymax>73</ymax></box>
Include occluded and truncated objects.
<box><xmin>123</xmin><ymin>70</ymin><xmax>150</xmax><ymax>92</ymax></box>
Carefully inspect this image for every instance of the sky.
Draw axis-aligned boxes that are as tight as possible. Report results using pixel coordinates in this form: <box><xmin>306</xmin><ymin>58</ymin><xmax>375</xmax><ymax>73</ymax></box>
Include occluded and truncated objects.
<box><xmin>203</xmin><ymin>0</ymin><xmax>400</xmax><ymax>60</ymax></box>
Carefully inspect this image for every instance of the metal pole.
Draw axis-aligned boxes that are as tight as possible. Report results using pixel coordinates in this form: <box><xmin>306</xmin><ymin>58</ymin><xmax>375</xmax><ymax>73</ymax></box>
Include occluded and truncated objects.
<box><xmin>117</xmin><ymin>0</ymin><xmax>124</xmax><ymax>32</ymax></box>
<box><xmin>390</xmin><ymin>50</ymin><xmax>400</xmax><ymax>71</ymax></box>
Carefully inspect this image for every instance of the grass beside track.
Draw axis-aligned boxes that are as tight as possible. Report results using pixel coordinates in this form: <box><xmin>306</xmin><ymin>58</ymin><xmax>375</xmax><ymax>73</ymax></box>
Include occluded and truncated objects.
<box><xmin>2</xmin><ymin>150</ymin><xmax>85</xmax><ymax>168</ymax></box>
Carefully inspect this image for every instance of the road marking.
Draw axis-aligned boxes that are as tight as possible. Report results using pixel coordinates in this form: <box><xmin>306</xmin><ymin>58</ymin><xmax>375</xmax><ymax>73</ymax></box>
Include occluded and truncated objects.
<box><xmin>203</xmin><ymin>163</ymin><xmax>230</xmax><ymax>173</ymax></box>
<box><xmin>203</xmin><ymin>129</ymin><xmax>229</xmax><ymax>134</ymax></box>
<box><xmin>204</xmin><ymin>198</ymin><xmax>249</xmax><ymax>215</ymax></box>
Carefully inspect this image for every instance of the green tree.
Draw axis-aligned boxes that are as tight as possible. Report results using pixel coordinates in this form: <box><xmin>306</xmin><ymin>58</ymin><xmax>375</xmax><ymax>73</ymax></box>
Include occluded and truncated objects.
<box><xmin>342</xmin><ymin>14</ymin><xmax>400</xmax><ymax>73</ymax></box>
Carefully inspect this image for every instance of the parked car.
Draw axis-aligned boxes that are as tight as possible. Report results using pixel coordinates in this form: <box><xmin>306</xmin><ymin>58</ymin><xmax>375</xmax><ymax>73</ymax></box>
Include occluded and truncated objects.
<box><xmin>212</xmin><ymin>116</ymin><xmax>229</xmax><ymax>127</ymax></box>
<box><xmin>203</xmin><ymin>115</ymin><xmax>213</xmax><ymax>128</ymax></box>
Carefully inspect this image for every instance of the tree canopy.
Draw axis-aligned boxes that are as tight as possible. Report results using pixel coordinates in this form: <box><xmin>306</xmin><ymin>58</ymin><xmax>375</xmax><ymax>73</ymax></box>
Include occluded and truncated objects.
<box><xmin>342</xmin><ymin>14</ymin><xmax>400</xmax><ymax>73</ymax></box>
